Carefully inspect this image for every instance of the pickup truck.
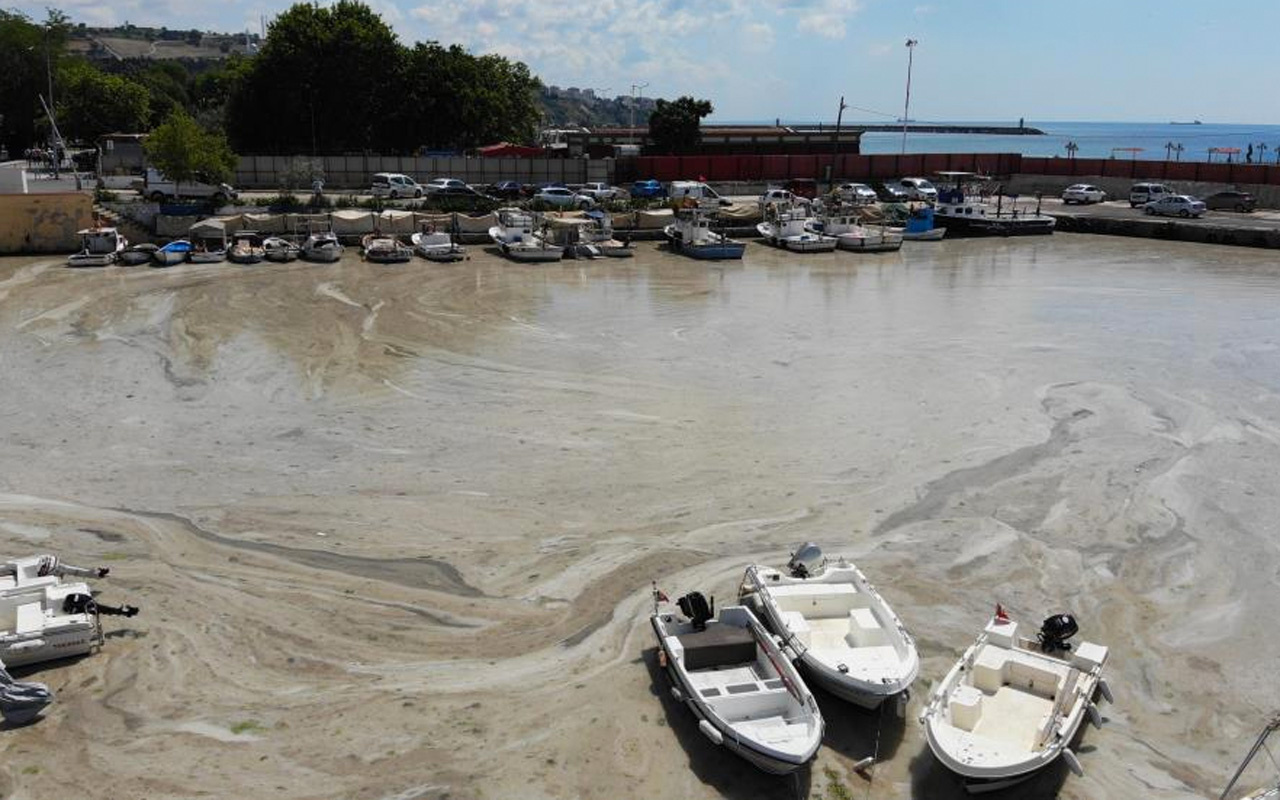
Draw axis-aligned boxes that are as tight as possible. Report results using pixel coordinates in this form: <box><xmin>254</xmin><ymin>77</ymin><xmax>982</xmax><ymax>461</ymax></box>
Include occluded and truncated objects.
<box><xmin>138</xmin><ymin>167</ymin><xmax>238</xmax><ymax>204</ymax></box>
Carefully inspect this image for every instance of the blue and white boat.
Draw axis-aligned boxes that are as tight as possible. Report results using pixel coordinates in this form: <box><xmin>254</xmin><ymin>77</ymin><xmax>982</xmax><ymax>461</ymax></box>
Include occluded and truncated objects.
<box><xmin>663</xmin><ymin>207</ymin><xmax>745</xmax><ymax>260</ymax></box>
<box><xmin>894</xmin><ymin>205</ymin><xmax>946</xmax><ymax>241</ymax></box>
<box><xmin>152</xmin><ymin>239</ymin><xmax>192</xmax><ymax>267</ymax></box>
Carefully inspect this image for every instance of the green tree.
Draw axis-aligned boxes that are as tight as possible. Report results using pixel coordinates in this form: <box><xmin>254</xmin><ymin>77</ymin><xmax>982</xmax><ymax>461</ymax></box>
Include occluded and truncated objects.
<box><xmin>144</xmin><ymin>108</ymin><xmax>237</xmax><ymax>193</ymax></box>
<box><xmin>56</xmin><ymin>59</ymin><xmax>150</xmax><ymax>141</ymax></box>
<box><xmin>0</xmin><ymin>9</ymin><xmax>69</xmax><ymax>154</ymax></box>
<box><xmin>226</xmin><ymin>0</ymin><xmax>402</xmax><ymax>153</ymax></box>
<box><xmin>647</xmin><ymin>96</ymin><xmax>713</xmax><ymax>155</ymax></box>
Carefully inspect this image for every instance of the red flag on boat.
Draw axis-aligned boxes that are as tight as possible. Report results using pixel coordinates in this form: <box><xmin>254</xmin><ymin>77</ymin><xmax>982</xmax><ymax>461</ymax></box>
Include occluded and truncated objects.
<box><xmin>995</xmin><ymin>603</ymin><xmax>1010</xmax><ymax>623</ymax></box>
<box><xmin>652</xmin><ymin>582</ymin><xmax>669</xmax><ymax>603</ymax></box>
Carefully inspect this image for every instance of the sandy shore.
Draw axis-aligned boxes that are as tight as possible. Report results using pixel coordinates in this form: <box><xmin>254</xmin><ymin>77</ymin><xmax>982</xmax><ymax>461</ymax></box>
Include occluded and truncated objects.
<box><xmin>0</xmin><ymin>235</ymin><xmax>1277</xmax><ymax>799</ymax></box>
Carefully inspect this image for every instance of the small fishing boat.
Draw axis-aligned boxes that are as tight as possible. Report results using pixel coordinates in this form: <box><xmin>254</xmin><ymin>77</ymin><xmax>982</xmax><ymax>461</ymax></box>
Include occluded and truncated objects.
<box><xmin>117</xmin><ymin>243</ymin><xmax>157</xmax><ymax>266</ymax></box>
<box><xmin>301</xmin><ymin>226</ymin><xmax>343</xmax><ymax>263</ymax></box>
<box><xmin>740</xmin><ymin>543</ymin><xmax>918</xmax><ymax>713</ymax></box>
<box><xmin>757</xmin><ymin>205</ymin><xmax>837</xmax><ymax>252</ymax></box>
<box><xmin>920</xmin><ymin>609</ymin><xmax>1111</xmax><ymax>793</ymax></box>
<box><xmin>488</xmin><ymin>208</ymin><xmax>564</xmax><ymax>263</ymax></box>
<box><xmin>582</xmin><ymin>210</ymin><xmax>633</xmax><ymax>257</ymax></box>
<box><xmin>544</xmin><ymin>216</ymin><xmax>602</xmax><ymax>259</ymax></box>
<box><xmin>890</xmin><ymin>205</ymin><xmax>947</xmax><ymax>241</ymax></box>
<box><xmin>67</xmin><ymin>227</ymin><xmax>127</xmax><ymax>267</ymax></box>
<box><xmin>662</xmin><ymin>206</ymin><xmax>745</xmax><ymax>260</ymax></box>
<box><xmin>263</xmin><ymin>236</ymin><xmax>301</xmax><ymax>263</ymax></box>
<box><xmin>188</xmin><ymin>220</ymin><xmax>227</xmax><ymax>264</ymax></box>
<box><xmin>152</xmin><ymin>239</ymin><xmax>192</xmax><ymax>267</ymax></box>
<box><xmin>228</xmin><ymin>231</ymin><xmax>266</xmax><ymax>264</ymax></box>
<box><xmin>651</xmin><ymin>588</ymin><xmax>823</xmax><ymax>775</ymax></box>
<box><xmin>411</xmin><ymin>227</ymin><xmax>466</xmax><ymax>263</ymax></box>
<box><xmin>362</xmin><ymin>233</ymin><xmax>413</xmax><ymax>264</ymax></box>
<box><xmin>933</xmin><ymin>172</ymin><xmax>1055</xmax><ymax>237</ymax></box>
<box><xmin>808</xmin><ymin>210</ymin><xmax>904</xmax><ymax>253</ymax></box>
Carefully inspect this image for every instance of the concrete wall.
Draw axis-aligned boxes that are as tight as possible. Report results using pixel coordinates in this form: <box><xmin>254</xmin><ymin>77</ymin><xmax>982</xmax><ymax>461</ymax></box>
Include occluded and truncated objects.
<box><xmin>234</xmin><ymin>155</ymin><xmax>613</xmax><ymax>190</ymax></box>
<box><xmin>1006</xmin><ymin>173</ymin><xmax>1280</xmax><ymax>207</ymax></box>
<box><xmin>0</xmin><ymin>193</ymin><xmax>94</xmax><ymax>254</ymax></box>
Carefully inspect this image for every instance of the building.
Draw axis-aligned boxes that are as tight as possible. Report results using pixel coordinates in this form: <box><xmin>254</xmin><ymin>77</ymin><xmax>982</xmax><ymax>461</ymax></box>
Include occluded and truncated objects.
<box><xmin>98</xmin><ymin>133</ymin><xmax>148</xmax><ymax>175</ymax></box>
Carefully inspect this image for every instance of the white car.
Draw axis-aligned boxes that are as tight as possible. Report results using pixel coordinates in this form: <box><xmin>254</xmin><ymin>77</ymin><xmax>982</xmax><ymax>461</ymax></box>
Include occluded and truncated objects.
<box><xmin>898</xmin><ymin>177</ymin><xmax>938</xmax><ymax>201</ymax></box>
<box><xmin>1144</xmin><ymin>195</ymin><xmax>1206</xmax><ymax>218</ymax></box>
<box><xmin>1061</xmin><ymin>184</ymin><xmax>1106</xmax><ymax>204</ymax></box>
<box><xmin>759</xmin><ymin>188</ymin><xmax>800</xmax><ymax>206</ymax></box>
<box><xmin>371</xmin><ymin>172</ymin><xmax>423</xmax><ymax>199</ymax></box>
<box><xmin>835</xmin><ymin>183</ymin><xmax>879</xmax><ymax>204</ymax></box>
<box><xmin>533</xmin><ymin>187</ymin><xmax>596</xmax><ymax>209</ymax></box>
<box><xmin>424</xmin><ymin>177</ymin><xmax>468</xmax><ymax>194</ymax></box>
<box><xmin>577</xmin><ymin>182</ymin><xmax>626</xmax><ymax>202</ymax></box>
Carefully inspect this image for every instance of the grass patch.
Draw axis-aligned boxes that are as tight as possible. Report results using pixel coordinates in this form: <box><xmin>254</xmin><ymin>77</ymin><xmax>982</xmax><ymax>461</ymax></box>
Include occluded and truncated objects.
<box><xmin>823</xmin><ymin>766</ymin><xmax>853</xmax><ymax>800</ymax></box>
<box><xmin>230</xmin><ymin>719</ymin><xmax>266</xmax><ymax>735</ymax></box>
<box><xmin>21</xmin><ymin>766</ymin><xmax>39</xmax><ymax>775</ymax></box>
<box><xmin>100</xmin><ymin>551</ymin><xmax>129</xmax><ymax>561</ymax></box>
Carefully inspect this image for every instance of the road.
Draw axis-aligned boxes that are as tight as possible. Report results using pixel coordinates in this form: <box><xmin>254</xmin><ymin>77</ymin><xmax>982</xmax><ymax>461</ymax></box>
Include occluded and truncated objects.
<box><xmin>1040</xmin><ymin>196</ymin><xmax>1280</xmax><ymax>230</ymax></box>
<box><xmin>0</xmin><ymin>160</ymin><xmax>90</xmax><ymax>195</ymax></box>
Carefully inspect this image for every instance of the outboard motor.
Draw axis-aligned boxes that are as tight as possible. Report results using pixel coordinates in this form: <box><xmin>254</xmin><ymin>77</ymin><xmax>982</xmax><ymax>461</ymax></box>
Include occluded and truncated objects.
<box><xmin>786</xmin><ymin>542</ymin><xmax>823</xmax><ymax>579</ymax></box>
<box><xmin>676</xmin><ymin>592</ymin><xmax>714</xmax><ymax>632</ymax></box>
<box><xmin>1038</xmin><ymin>613</ymin><xmax>1079</xmax><ymax>653</ymax></box>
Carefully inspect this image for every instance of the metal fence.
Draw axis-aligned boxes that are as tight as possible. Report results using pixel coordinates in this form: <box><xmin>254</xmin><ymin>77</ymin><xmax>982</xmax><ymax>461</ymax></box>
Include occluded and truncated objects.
<box><xmin>234</xmin><ymin>155</ymin><xmax>613</xmax><ymax>190</ymax></box>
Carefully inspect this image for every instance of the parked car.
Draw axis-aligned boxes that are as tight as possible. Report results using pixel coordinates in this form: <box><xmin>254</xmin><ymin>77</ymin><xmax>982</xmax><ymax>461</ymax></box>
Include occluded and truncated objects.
<box><xmin>533</xmin><ymin>186</ymin><xmax>596</xmax><ymax>209</ymax></box>
<box><xmin>898</xmin><ymin>177</ymin><xmax>938</xmax><ymax>201</ymax></box>
<box><xmin>490</xmin><ymin>180</ymin><xmax>524</xmax><ymax>199</ymax></box>
<box><xmin>1144</xmin><ymin>194</ymin><xmax>1206</xmax><ymax>218</ymax></box>
<box><xmin>525</xmin><ymin>181</ymin><xmax>567</xmax><ymax>197</ymax></box>
<box><xmin>1129</xmin><ymin>182</ymin><xmax>1172</xmax><ymax>207</ymax></box>
<box><xmin>669</xmin><ymin>181</ymin><xmax>731</xmax><ymax>205</ymax></box>
<box><xmin>1061</xmin><ymin>184</ymin><xmax>1106</xmax><ymax>204</ymax></box>
<box><xmin>1203</xmin><ymin>190</ymin><xmax>1257</xmax><ymax>212</ymax></box>
<box><xmin>578</xmin><ymin>182</ymin><xmax>626</xmax><ymax>202</ymax></box>
<box><xmin>785</xmin><ymin>178</ymin><xmax>819</xmax><ymax>199</ymax></box>
<box><xmin>872</xmin><ymin>181</ymin><xmax>910</xmax><ymax>202</ymax></box>
<box><xmin>428</xmin><ymin>185</ymin><xmax>500</xmax><ymax>211</ymax></box>
<box><xmin>630</xmin><ymin>179</ymin><xmax>667</xmax><ymax>199</ymax></box>
<box><xmin>371</xmin><ymin>172</ymin><xmax>423</xmax><ymax>199</ymax></box>
<box><xmin>834</xmin><ymin>183</ymin><xmax>879</xmax><ymax>204</ymax></box>
<box><xmin>141</xmin><ymin>167</ymin><xmax>238</xmax><ymax>204</ymax></box>
<box><xmin>759</xmin><ymin>188</ymin><xmax>801</xmax><ymax>206</ymax></box>
<box><xmin>423</xmin><ymin>177</ymin><xmax>468</xmax><ymax>194</ymax></box>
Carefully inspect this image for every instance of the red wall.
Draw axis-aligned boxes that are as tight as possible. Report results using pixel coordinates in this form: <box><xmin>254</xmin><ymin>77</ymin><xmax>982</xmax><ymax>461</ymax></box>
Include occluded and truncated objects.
<box><xmin>1021</xmin><ymin>157</ymin><xmax>1280</xmax><ymax>185</ymax></box>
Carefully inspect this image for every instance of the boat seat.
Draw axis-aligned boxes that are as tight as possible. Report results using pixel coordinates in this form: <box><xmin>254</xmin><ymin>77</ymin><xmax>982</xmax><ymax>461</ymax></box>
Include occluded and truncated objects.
<box><xmin>678</xmin><ymin>624</ymin><xmax>757</xmax><ymax>671</ymax></box>
<box><xmin>15</xmin><ymin>602</ymin><xmax>44</xmax><ymax>634</ymax></box>
<box><xmin>949</xmin><ymin>685</ymin><xmax>984</xmax><ymax>732</ymax></box>
<box><xmin>972</xmin><ymin>645</ymin><xmax>1067</xmax><ymax>699</ymax></box>
<box><xmin>778</xmin><ymin>611</ymin><xmax>811</xmax><ymax>648</ymax></box>
<box><xmin>845</xmin><ymin>608</ymin><xmax>888</xmax><ymax>648</ymax></box>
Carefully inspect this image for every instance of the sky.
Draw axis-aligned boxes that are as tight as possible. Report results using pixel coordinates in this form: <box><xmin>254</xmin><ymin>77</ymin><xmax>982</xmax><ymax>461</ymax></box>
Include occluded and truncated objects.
<box><xmin>21</xmin><ymin>0</ymin><xmax>1280</xmax><ymax>124</ymax></box>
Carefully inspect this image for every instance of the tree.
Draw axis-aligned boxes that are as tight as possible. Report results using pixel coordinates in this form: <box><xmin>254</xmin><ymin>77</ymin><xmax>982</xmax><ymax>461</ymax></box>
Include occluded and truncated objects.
<box><xmin>144</xmin><ymin>108</ymin><xmax>237</xmax><ymax>193</ymax></box>
<box><xmin>0</xmin><ymin>9</ymin><xmax>69</xmax><ymax>155</ymax></box>
<box><xmin>226</xmin><ymin>0</ymin><xmax>403</xmax><ymax>153</ymax></box>
<box><xmin>56</xmin><ymin>59</ymin><xmax>150</xmax><ymax>141</ymax></box>
<box><xmin>647</xmin><ymin>96</ymin><xmax>713</xmax><ymax>154</ymax></box>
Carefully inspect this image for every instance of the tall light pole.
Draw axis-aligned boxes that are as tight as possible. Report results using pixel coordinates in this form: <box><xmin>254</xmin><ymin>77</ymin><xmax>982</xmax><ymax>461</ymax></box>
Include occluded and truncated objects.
<box><xmin>901</xmin><ymin>38</ymin><xmax>917</xmax><ymax>155</ymax></box>
<box><xmin>630</xmin><ymin>82</ymin><xmax>649</xmax><ymax>146</ymax></box>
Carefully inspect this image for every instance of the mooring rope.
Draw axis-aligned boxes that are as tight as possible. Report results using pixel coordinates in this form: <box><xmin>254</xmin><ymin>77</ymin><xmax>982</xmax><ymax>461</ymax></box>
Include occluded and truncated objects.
<box><xmin>863</xmin><ymin>697</ymin><xmax>887</xmax><ymax>800</ymax></box>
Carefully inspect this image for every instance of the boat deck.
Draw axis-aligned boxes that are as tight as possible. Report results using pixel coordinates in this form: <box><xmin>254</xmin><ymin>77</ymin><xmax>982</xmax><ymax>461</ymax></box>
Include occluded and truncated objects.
<box><xmin>969</xmin><ymin>685</ymin><xmax>1054</xmax><ymax>750</ymax></box>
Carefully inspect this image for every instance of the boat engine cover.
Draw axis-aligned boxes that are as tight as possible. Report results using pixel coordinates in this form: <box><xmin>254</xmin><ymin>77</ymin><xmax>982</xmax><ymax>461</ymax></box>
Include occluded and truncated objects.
<box><xmin>1039</xmin><ymin>613</ymin><xmax>1079</xmax><ymax>652</ymax></box>
<box><xmin>676</xmin><ymin>592</ymin><xmax>714</xmax><ymax>632</ymax></box>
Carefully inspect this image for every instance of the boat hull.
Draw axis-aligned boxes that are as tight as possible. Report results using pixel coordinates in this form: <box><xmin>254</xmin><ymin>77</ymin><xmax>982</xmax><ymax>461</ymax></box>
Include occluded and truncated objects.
<box><xmin>67</xmin><ymin>253</ymin><xmax>115</xmax><ymax>267</ymax></box>
<box><xmin>901</xmin><ymin>227</ymin><xmax>946</xmax><ymax>241</ymax></box>
<box><xmin>934</xmin><ymin>215</ymin><xmax>1055</xmax><ymax>237</ymax></box>
<box><xmin>117</xmin><ymin>250</ymin><xmax>153</xmax><ymax>266</ymax></box>
<box><xmin>152</xmin><ymin>251</ymin><xmax>189</xmax><ymax>266</ymax></box>
<box><xmin>301</xmin><ymin>248</ymin><xmax>341</xmax><ymax>263</ymax></box>
<box><xmin>0</xmin><ymin>619</ymin><xmax>99</xmax><ymax>667</ymax></box>
<box><xmin>189</xmin><ymin>252</ymin><xmax>225</xmax><ymax>264</ymax></box>
<box><xmin>835</xmin><ymin>235</ymin><xmax>903</xmax><ymax>253</ymax></box>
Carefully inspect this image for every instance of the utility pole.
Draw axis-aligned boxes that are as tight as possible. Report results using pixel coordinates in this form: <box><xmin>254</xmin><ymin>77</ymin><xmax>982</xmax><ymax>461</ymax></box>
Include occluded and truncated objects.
<box><xmin>901</xmin><ymin>39</ymin><xmax>917</xmax><ymax>155</ymax></box>
<box><xmin>630</xmin><ymin>82</ymin><xmax>649</xmax><ymax>147</ymax></box>
<box><xmin>833</xmin><ymin>95</ymin><xmax>847</xmax><ymax>156</ymax></box>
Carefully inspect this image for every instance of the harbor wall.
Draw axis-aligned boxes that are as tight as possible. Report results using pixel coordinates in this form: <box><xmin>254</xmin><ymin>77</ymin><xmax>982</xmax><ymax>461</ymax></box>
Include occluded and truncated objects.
<box><xmin>0</xmin><ymin>192</ymin><xmax>94</xmax><ymax>254</ymax></box>
<box><xmin>618</xmin><ymin>153</ymin><xmax>1023</xmax><ymax>182</ymax></box>
<box><xmin>1005</xmin><ymin>174</ymin><xmax>1280</xmax><ymax>208</ymax></box>
<box><xmin>234</xmin><ymin>155</ymin><xmax>612</xmax><ymax>190</ymax></box>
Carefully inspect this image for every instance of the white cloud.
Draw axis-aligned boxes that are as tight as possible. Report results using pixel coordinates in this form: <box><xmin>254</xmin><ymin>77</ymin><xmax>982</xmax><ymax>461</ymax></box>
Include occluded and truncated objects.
<box><xmin>790</xmin><ymin>0</ymin><xmax>862</xmax><ymax>40</ymax></box>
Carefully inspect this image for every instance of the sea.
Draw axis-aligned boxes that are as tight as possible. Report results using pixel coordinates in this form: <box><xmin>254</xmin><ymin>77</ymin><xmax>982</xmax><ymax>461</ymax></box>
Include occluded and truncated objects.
<box><xmin>797</xmin><ymin>120</ymin><xmax>1280</xmax><ymax>162</ymax></box>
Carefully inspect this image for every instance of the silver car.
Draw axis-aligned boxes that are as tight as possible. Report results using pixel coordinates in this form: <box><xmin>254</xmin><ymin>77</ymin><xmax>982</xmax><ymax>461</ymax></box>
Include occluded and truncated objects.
<box><xmin>1144</xmin><ymin>194</ymin><xmax>1206</xmax><ymax>218</ymax></box>
<box><xmin>1061</xmin><ymin>184</ymin><xmax>1106</xmax><ymax>204</ymax></box>
<box><xmin>533</xmin><ymin>187</ymin><xmax>596</xmax><ymax>209</ymax></box>
<box><xmin>836</xmin><ymin>183</ymin><xmax>879</xmax><ymax>204</ymax></box>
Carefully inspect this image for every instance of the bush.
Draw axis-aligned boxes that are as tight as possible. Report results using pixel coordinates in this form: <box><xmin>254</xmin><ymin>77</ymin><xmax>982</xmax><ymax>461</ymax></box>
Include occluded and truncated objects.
<box><xmin>93</xmin><ymin>186</ymin><xmax>119</xmax><ymax>203</ymax></box>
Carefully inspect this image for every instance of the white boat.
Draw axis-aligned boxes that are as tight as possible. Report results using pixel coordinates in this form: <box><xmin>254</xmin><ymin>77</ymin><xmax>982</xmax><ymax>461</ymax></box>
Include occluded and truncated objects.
<box><xmin>662</xmin><ymin>206</ymin><xmax>746</xmax><ymax>260</ymax></box>
<box><xmin>543</xmin><ymin>216</ymin><xmax>602</xmax><ymax>259</ymax></box>
<box><xmin>809</xmin><ymin>212</ymin><xmax>904</xmax><ymax>253</ymax></box>
<box><xmin>1221</xmin><ymin>716</ymin><xmax>1280</xmax><ymax>800</ymax></box>
<box><xmin>757</xmin><ymin>206</ymin><xmax>837</xmax><ymax>252</ymax></box>
<box><xmin>920</xmin><ymin>611</ymin><xmax>1111</xmax><ymax>793</ymax></box>
<box><xmin>411</xmin><ymin>228</ymin><xmax>466</xmax><ymax>263</ymax></box>
<box><xmin>362</xmin><ymin>233</ymin><xmax>413</xmax><ymax>264</ymax></box>
<box><xmin>228</xmin><ymin>231</ymin><xmax>266</xmax><ymax>264</ymax></box>
<box><xmin>582</xmin><ymin>210</ymin><xmax>633</xmax><ymax>257</ymax></box>
<box><xmin>301</xmin><ymin>227</ymin><xmax>343</xmax><ymax>263</ymax></box>
<box><xmin>651</xmin><ymin>589</ymin><xmax>823</xmax><ymax>775</ymax></box>
<box><xmin>67</xmin><ymin>227</ymin><xmax>127</xmax><ymax>267</ymax></box>
<box><xmin>740</xmin><ymin>543</ymin><xmax>918</xmax><ymax>712</ymax></box>
<box><xmin>188</xmin><ymin>219</ymin><xmax>227</xmax><ymax>263</ymax></box>
<box><xmin>263</xmin><ymin>236</ymin><xmax>301</xmax><ymax>262</ymax></box>
<box><xmin>488</xmin><ymin>208</ymin><xmax>563</xmax><ymax>263</ymax></box>
<box><xmin>152</xmin><ymin>240</ymin><xmax>192</xmax><ymax>267</ymax></box>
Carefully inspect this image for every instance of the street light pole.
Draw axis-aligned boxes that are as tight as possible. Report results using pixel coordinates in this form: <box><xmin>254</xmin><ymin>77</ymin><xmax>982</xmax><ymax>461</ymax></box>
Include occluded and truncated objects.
<box><xmin>901</xmin><ymin>38</ymin><xmax>917</xmax><ymax>155</ymax></box>
<box><xmin>630</xmin><ymin>82</ymin><xmax>649</xmax><ymax>146</ymax></box>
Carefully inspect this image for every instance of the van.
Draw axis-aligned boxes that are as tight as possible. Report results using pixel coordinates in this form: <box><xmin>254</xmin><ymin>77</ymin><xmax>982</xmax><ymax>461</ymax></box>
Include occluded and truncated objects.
<box><xmin>669</xmin><ymin>181</ymin><xmax>731</xmax><ymax>206</ymax></box>
<box><xmin>1129</xmin><ymin>183</ymin><xmax>1171</xmax><ymax>208</ymax></box>
<box><xmin>371</xmin><ymin>172</ymin><xmax>423</xmax><ymax>199</ymax></box>
<box><xmin>141</xmin><ymin>167</ymin><xmax>238</xmax><ymax>203</ymax></box>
